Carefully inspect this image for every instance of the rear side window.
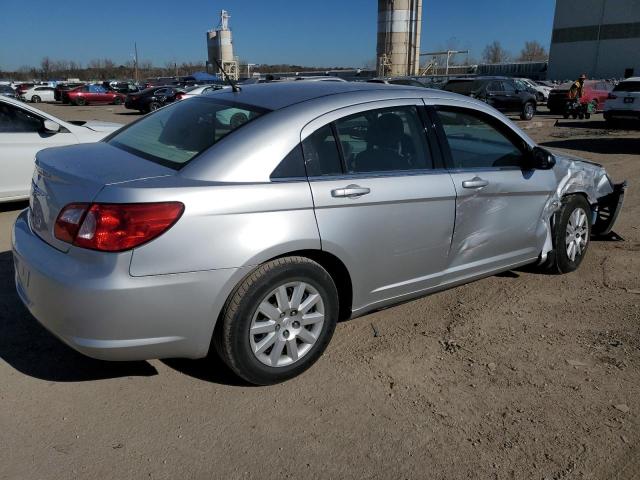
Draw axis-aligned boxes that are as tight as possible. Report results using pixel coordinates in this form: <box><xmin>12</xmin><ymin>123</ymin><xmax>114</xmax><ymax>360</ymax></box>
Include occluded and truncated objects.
<box><xmin>108</xmin><ymin>97</ymin><xmax>267</xmax><ymax>169</ymax></box>
<box><xmin>437</xmin><ymin>108</ymin><xmax>525</xmax><ymax>169</ymax></box>
<box><xmin>613</xmin><ymin>81</ymin><xmax>640</xmax><ymax>92</ymax></box>
<box><xmin>444</xmin><ymin>81</ymin><xmax>474</xmax><ymax>94</ymax></box>
<box><xmin>302</xmin><ymin>125</ymin><xmax>343</xmax><ymax>177</ymax></box>
<box><xmin>335</xmin><ymin>106</ymin><xmax>432</xmax><ymax>173</ymax></box>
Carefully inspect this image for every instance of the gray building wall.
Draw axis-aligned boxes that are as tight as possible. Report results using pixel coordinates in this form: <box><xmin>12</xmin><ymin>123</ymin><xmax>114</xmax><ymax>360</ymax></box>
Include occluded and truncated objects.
<box><xmin>548</xmin><ymin>0</ymin><xmax>640</xmax><ymax>80</ymax></box>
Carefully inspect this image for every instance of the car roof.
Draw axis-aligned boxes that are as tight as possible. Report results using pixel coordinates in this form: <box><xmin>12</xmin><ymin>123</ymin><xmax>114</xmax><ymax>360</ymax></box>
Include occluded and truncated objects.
<box><xmin>203</xmin><ymin>81</ymin><xmax>440</xmax><ymax>110</ymax></box>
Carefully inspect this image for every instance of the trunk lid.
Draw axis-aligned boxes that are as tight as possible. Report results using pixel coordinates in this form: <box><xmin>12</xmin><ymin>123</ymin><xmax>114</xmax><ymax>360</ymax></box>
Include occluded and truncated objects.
<box><xmin>30</xmin><ymin>142</ymin><xmax>174</xmax><ymax>252</ymax></box>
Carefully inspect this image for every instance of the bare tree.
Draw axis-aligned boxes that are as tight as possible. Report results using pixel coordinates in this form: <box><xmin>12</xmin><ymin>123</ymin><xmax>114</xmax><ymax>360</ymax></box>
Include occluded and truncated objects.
<box><xmin>518</xmin><ymin>41</ymin><xmax>548</xmax><ymax>62</ymax></box>
<box><xmin>40</xmin><ymin>57</ymin><xmax>51</xmax><ymax>79</ymax></box>
<box><xmin>482</xmin><ymin>41</ymin><xmax>510</xmax><ymax>64</ymax></box>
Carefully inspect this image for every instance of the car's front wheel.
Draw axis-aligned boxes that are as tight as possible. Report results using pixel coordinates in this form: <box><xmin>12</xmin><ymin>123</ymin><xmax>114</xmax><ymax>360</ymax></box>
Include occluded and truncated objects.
<box><xmin>548</xmin><ymin>195</ymin><xmax>592</xmax><ymax>273</ymax></box>
<box><xmin>214</xmin><ymin>257</ymin><xmax>339</xmax><ymax>385</ymax></box>
<box><xmin>31</xmin><ymin>95</ymin><xmax>41</xmax><ymax>103</ymax></box>
<box><xmin>521</xmin><ymin>101</ymin><xmax>536</xmax><ymax>120</ymax></box>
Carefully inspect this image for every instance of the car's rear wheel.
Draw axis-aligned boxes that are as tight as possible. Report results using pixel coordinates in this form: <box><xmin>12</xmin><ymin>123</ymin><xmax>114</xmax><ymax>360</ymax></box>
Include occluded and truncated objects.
<box><xmin>214</xmin><ymin>256</ymin><xmax>339</xmax><ymax>385</ymax></box>
<box><xmin>546</xmin><ymin>195</ymin><xmax>592</xmax><ymax>274</ymax></box>
<box><xmin>521</xmin><ymin>102</ymin><xmax>535</xmax><ymax>120</ymax></box>
<box><xmin>31</xmin><ymin>95</ymin><xmax>41</xmax><ymax>103</ymax></box>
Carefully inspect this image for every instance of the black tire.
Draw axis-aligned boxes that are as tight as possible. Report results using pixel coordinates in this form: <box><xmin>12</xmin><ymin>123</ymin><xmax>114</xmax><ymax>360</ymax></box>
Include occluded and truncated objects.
<box><xmin>75</xmin><ymin>97</ymin><xmax>86</xmax><ymax>106</ymax></box>
<box><xmin>147</xmin><ymin>101</ymin><xmax>160</xmax><ymax>113</ymax></box>
<box><xmin>585</xmin><ymin>113</ymin><xmax>591</xmax><ymax>119</ymax></box>
<box><xmin>548</xmin><ymin>195</ymin><xmax>592</xmax><ymax>274</ymax></box>
<box><xmin>563</xmin><ymin>112</ymin><xmax>570</xmax><ymax>119</ymax></box>
<box><xmin>113</xmin><ymin>97</ymin><xmax>122</xmax><ymax>105</ymax></box>
<box><xmin>520</xmin><ymin>102</ymin><xmax>535</xmax><ymax>120</ymax></box>
<box><xmin>31</xmin><ymin>95</ymin><xmax>41</xmax><ymax>103</ymax></box>
<box><xmin>214</xmin><ymin>256</ymin><xmax>339</xmax><ymax>385</ymax></box>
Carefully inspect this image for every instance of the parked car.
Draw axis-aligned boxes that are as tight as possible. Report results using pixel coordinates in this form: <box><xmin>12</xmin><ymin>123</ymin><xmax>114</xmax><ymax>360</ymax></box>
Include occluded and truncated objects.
<box><xmin>124</xmin><ymin>86</ymin><xmax>181</xmax><ymax>113</ymax></box>
<box><xmin>0</xmin><ymin>85</ymin><xmax>17</xmax><ymax>98</ymax></box>
<box><xmin>176</xmin><ymin>84</ymin><xmax>229</xmax><ymax>100</ymax></box>
<box><xmin>368</xmin><ymin>77</ymin><xmax>427</xmax><ymax>87</ymax></box>
<box><xmin>515</xmin><ymin>78</ymin><xmax>552</xmax><ymax>103</ymax></box>
<box><xmin>12</xmin><ymin>82</ymin><xmax>625</xmax><ymax>385</ymax></box>
<box><xmin>103</xmin><ymin>81</ymin><xmax>145</xmax><ymax>94</ymax></box>
<box><xmin>547</xmin><ymin>80</ymin><xmax>613</xmax><ymax>114</ymax></box>
<box><xmin>443</xmin><ymin>77</ymin><xmax>537</xmax><ymax>120</ymax></box>
<box><xmin>65</xmin><ymin>84</ymin><xmax>126</xmax><ymax>106</ymax></box>
<box><xmin>603</xmin><ymin>77</ymin><xmax>640</xmax><ymax>123</ymax></box>
<box><xmin>55</xmin><ymin>83</ymin><xmax>85</xmax><ymax>102</ymax></box>
<box><xmin>0</xmin><ymin>96</ymin><xmax>122</xmax><ymax>202</ymax></box>
<box><xmin>20</xmin><ymin>85</ymin><xmax>55</xmax><ymax>103</ymax></box>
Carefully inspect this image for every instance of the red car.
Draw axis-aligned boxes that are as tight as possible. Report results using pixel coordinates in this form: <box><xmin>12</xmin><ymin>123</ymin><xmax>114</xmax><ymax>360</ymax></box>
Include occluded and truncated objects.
<box><xmin>65</xmin><ymin>84</ymin><xmax>125</xmax><ymax>106</ymax></box>
<box><xmin>547</xmin><ymin>80</ymin><xmax>613</xmax><ymax>114</ymax></box>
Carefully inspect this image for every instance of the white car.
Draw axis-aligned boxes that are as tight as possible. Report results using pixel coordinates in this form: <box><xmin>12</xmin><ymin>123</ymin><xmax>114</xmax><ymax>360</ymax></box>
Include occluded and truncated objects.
<box><xmin>0</xmin><ymin>96</ymin><xmax>122</xmax><ymax>202</ymax></box>
<box><xmin>516</xmin><ymin>78</ymin><xmax>552</xmax><ymax>103</ymax></box>
<box><xmin>21</xmin><ymin>85</ymin><xmax>56</xmax><ymax>103</ymax></box>
<box><xmin>177</xmin><ymin>84</ymin><xmax>229</xmax><ymax>100</ymax></box>
<box><xmin>604</xmin><ymin>77</ymin><xmax>640</xmax><ymax>123</ymax></box>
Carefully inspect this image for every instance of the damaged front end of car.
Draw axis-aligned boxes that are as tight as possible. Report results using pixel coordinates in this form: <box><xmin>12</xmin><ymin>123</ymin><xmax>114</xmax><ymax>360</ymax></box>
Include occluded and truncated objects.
<box><xmin>539</xmin><ymin>152</ymin><xmax>627</xmax><ymax>263</ymax></box>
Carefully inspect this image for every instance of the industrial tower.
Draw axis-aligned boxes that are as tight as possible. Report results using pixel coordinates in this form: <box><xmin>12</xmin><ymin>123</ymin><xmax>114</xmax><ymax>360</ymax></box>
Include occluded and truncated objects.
<box><xmin>206</xmin><ymin>10</ymin><xmax>239</xmax><ymax>80</ymax></box>
<box><xmin>376</xmin><ymin>0</ymin><xmax>423</xmax><ymax>77</ymax></box>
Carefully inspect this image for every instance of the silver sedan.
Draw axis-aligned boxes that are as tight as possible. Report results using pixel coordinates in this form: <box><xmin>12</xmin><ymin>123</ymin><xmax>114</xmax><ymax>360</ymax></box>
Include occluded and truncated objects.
<box><xmin>12</xmin><ymin>82</ymin><xmax>625</xmax><ymax>385</ymax></box>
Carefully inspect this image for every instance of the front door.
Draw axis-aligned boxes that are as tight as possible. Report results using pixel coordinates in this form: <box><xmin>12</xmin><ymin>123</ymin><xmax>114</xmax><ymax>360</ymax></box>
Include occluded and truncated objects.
<box><xmin>303</xmin><ymin>101</ymin><xmax>457</xmax><ymax>313</ymax></box>
<box><xmin>432</xmin><ymin>105</ymin><xmax>556</xmax><ymax>282</ymax></box>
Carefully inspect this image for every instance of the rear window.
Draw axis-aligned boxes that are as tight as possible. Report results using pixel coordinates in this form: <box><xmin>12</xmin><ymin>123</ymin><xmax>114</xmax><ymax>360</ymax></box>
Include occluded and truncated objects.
<box><xmin>107</xmin><ymin>97</ymin><xmax>268</xmax><ymax>169</ymax></box>
<box><xmin>613</xmin><ymin>81</ymin><xmax>640</xmax><ymax>92</ymax></box>
<box><xmin>444</xmin><ymin>80</ymin><xmax>474</xmax><ymax>94</ymax></box>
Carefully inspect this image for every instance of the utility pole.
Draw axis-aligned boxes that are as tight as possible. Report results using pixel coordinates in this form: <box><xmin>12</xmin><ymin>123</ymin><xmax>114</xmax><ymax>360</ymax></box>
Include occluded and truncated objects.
<box><xmin>134</xmin><ymin>42</ymin><xmax>139</xmax><ymax>84</ymax></box>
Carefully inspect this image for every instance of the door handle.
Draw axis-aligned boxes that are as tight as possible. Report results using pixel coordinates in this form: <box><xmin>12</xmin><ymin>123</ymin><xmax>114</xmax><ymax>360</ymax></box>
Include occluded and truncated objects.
<box><xmin>331</xmin><ymin>185</ymin><xmax>371</xmax><ymax>198</ymax></box>
<box><xmin>462</xmin><ymin>177</ymin><xmax>489</xmax><ymax>189</ymax></box>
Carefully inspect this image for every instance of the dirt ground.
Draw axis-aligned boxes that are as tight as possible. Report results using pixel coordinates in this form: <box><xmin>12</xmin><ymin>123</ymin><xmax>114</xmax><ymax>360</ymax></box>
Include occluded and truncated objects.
<box><xmin>0</xmin><ymin>103</ymin><xmax>638</xmax><ymax>480</ymax></box>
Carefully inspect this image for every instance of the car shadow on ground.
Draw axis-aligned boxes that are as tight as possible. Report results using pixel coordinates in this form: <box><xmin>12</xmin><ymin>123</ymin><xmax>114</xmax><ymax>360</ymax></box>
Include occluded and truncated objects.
<box><xmin>541</xmin><ymin>137</ymin><xmax>640</xmax><ymax>155</ymax></box>
<box><xmin>553</xmin><ymin>119</ymin><xmax>640</xmax><ymax>131</ymax></box>
<box><xmin>0</xmin><ymin>251</ymin><xmax>158</xmax><ymax>382</ymax></box>
<box><xmin>0</xmin><ymin>200</ymin><xmax>28</xmax><ymax>213</ymax></box>
<box><xmin>162</xmin><ymin>357</ymin><xmax>252</xmax><ymax>387</ymax></box>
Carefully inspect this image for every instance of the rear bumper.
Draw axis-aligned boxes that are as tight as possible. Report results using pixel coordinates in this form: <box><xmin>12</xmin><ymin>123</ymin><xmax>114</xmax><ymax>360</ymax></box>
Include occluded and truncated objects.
<box><xmin>12</xmin><ymin>209</ymin><xmax>240</xmax><ymax>361</ymax></box>
<box><xmin>604</xmin><ymin>110</ymin><xmax>640</xmax><ymax>120</ymax></box>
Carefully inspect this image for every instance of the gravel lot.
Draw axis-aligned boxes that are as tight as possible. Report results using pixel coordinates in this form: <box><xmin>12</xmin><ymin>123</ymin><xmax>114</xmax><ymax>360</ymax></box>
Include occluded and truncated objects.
<box><xmin>1</xmin><ymin>103</ymin><xmax>638</xmax><ymax>480</ymax></box>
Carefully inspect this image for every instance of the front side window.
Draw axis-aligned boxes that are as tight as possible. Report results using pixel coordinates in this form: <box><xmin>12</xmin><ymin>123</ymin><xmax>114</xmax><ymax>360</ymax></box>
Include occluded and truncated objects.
<box><xmin>108</xmin><ymin>97</ymin><xmax>267</xmax><ymax>169</ymax></box>
<box><xmin>0</xmin><ymin>104</ymin><xmax>41</xmax><ymax>133</ymax></box>
<box><xmin>613</xmin><ymin>81</ymin><xmax>640</xmax><ymax>92</ymax></box>
<box><xmin>437</xmin><ymin>108</ymin><xmax>525</xmax><ymax>169</ymax></box>
<box><xmin>335</xmin><ymin>106</ymin><xmax>432</xmax><ymax>173</ymax></box>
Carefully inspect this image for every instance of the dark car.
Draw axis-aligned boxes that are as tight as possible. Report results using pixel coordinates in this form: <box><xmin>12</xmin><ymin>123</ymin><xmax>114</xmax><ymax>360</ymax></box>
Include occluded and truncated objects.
<box><xmin>0</xmin><ymin>85</ymin><xmax>16</xmax><ymax>98</ymax></box>
<box><xmin>125</xmin><ymin>86</ymin><xmax>181</xmax><ymax>113</ymax></box>
<box><xmin>443</xmin><ymin>77</ymin><xmax>537</xmax><ymax>120</ymax></box>
<box><xmin>55</xmin><ymin>82</ymin><xmax>85</xmax><ymax>102</ymax></box>
<box><xmin>547</xmin><ymin>80</ymin><xmax>613</xmax><ymax>114</ymax></box>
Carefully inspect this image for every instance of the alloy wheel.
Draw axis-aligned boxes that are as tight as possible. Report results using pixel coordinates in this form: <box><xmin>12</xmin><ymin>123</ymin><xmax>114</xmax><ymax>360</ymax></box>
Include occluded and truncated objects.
<box><xmin>565</xmin><ymin>207</ymin><xmax>588</xmax><ymax>262</ymax></box>
<box><xmin>249</xmin><ymin>281</ymin><xmax>325</xmax><ymax>367</ymax></box>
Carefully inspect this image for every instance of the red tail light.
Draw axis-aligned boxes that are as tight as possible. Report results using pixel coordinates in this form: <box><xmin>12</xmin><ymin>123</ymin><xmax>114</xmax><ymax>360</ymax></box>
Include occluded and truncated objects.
<box><xmin>608</xmin><ymin>93</ymin><xmax>617</xmax><ymax>100</ymax></box>
<box><xmin>54</xmin><ymin>202</ymin><xmax>184</xmax><ymax>252</ymax></box>
<box><xmin>176</xmin><ymin>93</ymin><xmax>184</xmax><ymax>100</ymax></box>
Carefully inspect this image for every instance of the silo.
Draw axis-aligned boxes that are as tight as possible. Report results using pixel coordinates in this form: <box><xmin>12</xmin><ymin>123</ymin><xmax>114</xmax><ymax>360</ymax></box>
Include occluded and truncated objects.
<box><xmin>376</xmin><ymin>0</ymin><xmax>423</xmax><ymax>77</ymax></box>
<box><xmin>206</xmin><ymin>10</ymin><xmax>237</xmax><ymax>77</ymax></box>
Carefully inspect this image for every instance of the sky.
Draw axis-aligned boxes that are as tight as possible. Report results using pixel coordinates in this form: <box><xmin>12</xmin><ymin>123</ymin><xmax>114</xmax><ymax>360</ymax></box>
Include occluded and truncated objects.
<box><xmin>0</xmin><ymin>0</ymin><xmax>557</xmax><ymax>70</ymax></box>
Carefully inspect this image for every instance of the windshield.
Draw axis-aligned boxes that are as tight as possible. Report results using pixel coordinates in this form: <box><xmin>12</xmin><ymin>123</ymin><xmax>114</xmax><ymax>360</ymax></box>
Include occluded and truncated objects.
<box><xmin>107</xmin><ymin>97</ymin><xmax>269</xmax><ymax>169</ymax></box>
<box><xmin>613</xmin><ymin>81</ymin><xmax>640</xmax><ymax>92</ymax></box>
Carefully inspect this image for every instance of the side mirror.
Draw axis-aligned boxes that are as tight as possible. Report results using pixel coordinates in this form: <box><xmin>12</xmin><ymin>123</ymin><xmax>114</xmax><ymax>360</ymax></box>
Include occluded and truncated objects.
<box><xmin>527</xmin><ymin>146</ymin><xmax>556</xmax><ymax>170</ymax></box>
<box><xmin>43</xmin><ymin>119</ymin><xmax>60</xmax><ymax>133</ymax></box>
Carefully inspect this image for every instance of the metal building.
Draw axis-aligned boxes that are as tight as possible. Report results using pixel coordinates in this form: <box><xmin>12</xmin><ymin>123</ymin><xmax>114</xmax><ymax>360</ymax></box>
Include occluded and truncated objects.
<box><xmin>548</xmin><ymin>0</ymin><xmax>640</xmax><ymax>80</ymax></box>
<box><xmin>206</xmin><ymin>10</ymin><xmax>239</xmax><ymax>80</ymax></box>
<box><xmin>376</xmin><ymin>0</ymin><xmax>423</xmax><ymax>77</ymax></box>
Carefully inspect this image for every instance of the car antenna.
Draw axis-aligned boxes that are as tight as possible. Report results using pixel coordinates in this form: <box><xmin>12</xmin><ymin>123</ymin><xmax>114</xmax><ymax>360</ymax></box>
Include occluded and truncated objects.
<box><xmin>213</xmin><ymin>58</ymin><xmax>241</xmax><ymax>93</ymax></box>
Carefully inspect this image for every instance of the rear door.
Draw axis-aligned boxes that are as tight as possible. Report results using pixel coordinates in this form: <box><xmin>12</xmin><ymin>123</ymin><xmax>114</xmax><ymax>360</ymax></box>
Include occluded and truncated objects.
<box><xmin>431</xmin><ymin>105</ymin><xmax>557</xmax><ymax>281</ymax></box>
<box><xmin>485</xmin><ymin>81</ymin><xmax>508</xmax><ymax>111</ymax></box>
<box><xmin>303</xmin><ymin>100</ymin><xmax>457</xmax><ymax>312</ymax></box>
<box><xmin>0</xmin><ymin>102</ymin><xmax>77</xmax><ymax>200</ymax></box>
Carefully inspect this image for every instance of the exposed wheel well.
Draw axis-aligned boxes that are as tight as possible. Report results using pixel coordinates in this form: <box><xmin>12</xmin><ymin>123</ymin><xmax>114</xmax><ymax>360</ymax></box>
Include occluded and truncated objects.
<box><xmin>273</xmin><ymin>250</ymin><xmax>353</xmax><ymax>322</ymax></box>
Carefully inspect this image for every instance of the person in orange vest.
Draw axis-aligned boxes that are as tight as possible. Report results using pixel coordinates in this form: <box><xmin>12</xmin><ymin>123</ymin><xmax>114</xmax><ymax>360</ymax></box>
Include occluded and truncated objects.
<box><xmin>569</xmin><ymin>74</ymin><xmax>587</xmax><ymax>101</ymax></box>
